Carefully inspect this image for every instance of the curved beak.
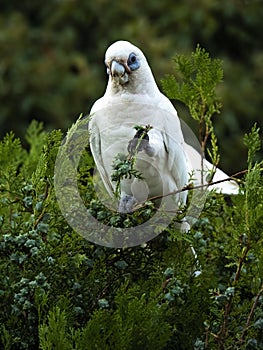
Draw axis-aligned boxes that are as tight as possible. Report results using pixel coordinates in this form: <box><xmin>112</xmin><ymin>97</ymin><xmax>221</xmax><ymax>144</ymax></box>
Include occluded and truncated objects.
<box><xmin>109</xmin><ymin>60</ymin><xmax>130</xmax><ymax>84</ymax></box>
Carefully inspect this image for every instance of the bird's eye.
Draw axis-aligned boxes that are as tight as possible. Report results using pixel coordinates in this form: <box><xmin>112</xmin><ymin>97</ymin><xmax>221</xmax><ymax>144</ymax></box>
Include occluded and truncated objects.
<box><xmin>129</xmin><ymin>54</ymin><xmax>136</xmax><ymax>63</ymax></box>
<box><xmin>127</xmin><ymin>52</ymin><xmax>140</xmax><ymax>71</ymax></box>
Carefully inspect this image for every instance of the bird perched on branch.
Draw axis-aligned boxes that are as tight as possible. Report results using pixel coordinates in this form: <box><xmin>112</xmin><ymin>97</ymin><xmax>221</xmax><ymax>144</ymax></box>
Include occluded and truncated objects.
<box><xmin>88</xmin><ymin>40</ymin><xmax>238</xmax><ymax>214</ymax></box>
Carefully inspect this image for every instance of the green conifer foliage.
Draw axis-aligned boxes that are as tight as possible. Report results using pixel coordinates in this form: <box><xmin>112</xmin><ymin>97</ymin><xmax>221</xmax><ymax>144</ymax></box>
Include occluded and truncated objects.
<box><xmin>0</xmin><ymin>48</ymin><xmax>262</xmax><ymax>350</ymax></box>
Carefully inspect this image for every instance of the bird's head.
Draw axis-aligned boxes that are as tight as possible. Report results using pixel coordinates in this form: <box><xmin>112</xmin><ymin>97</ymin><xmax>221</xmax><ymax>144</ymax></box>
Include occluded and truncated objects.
<box><xmin>104</xmin><ymin>40</ymin><xmax>157</xmax><ymax>95</ymax></box>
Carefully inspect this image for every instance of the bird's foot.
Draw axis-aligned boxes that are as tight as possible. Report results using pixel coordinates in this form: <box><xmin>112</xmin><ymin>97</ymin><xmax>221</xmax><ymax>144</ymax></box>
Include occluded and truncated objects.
<box><xmin>118</xmin><ymin>194</ymin><xmax>138</xmax><ymax>214</ymax></box>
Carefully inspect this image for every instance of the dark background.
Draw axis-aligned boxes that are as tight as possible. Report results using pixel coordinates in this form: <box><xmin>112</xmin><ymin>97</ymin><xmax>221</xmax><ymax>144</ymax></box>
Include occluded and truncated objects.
<box><xmin>0</xmin><ymin>0</ymin><xmax>262</xmax><ymax>173</ymax></box>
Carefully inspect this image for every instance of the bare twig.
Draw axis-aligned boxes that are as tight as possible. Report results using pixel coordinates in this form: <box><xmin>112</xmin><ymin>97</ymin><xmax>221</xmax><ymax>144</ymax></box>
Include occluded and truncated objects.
<box><xmin>146</xmin><ymin>168</ymin><xmax>247</xmax><ymax>203</ymax></box>
<box><xmin>33</xmin><ymin>183</ymin><xmax>51</xmax><ymax>230</ymax></box>
<box><xmin>122</xmin><ymin>169</ymin><xmax>247</xmax><ymax>213</ymax></box>
<box><xmin>217</xmin><ymin>239</ymin><xmax>251</xmax><ymax>348</ymax></box>
<box><xmin>238</xmin><ymin>284</ymin><xmax>263</xmax><ymax>345</ymax></box>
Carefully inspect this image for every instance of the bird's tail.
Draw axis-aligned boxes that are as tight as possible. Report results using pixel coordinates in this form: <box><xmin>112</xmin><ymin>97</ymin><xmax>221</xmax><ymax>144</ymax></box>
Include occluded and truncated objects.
<box><xmin>184</xmin><ymin>143</ymin><xmax>239</xmax><ymax>195</ymax></box>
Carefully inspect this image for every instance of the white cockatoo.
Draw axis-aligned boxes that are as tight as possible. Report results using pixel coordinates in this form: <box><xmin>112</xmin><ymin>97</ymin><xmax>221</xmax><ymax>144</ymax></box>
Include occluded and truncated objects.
<box><xmin>88</xmin><ymin>40</ymin><xmax>238</xmax><ymax>214</ymax></box>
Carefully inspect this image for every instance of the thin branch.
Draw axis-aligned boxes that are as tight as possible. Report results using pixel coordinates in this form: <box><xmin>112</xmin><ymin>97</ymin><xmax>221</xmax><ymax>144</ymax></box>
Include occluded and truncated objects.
<box><xmin>146</xmin><ymin>169</ymin><xmax>247</xmax><ymax>203</ymax></box>
<box><xmin>33</xmin><ymin>183</ymin><xmax>51</xmax><ymax>230</ymax></box>
<box><xmin>99</xmin><ymin>169</ymin><xmax>248</xmax><ymax>215</ymax></box>
<box><xmin>217</xmin><ymin>241</ymin><xmax>251</xmax><ymax>347</ymax></box>
<box><xmin>99</xmin><ymin>168</ymin><xmax>250</xmax><ymax>215</ymax></box>
<box><xmin>238</xmin><ymin>284</ymin><xmax>263</xmax><ymax>345</ymax></box>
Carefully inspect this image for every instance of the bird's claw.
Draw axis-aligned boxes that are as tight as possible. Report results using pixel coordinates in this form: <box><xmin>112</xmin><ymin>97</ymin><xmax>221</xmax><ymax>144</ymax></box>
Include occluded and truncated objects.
<box><xmin>127</xmin><ymin>129</ymin><xmax>150</xmax><ymax>155</ymax></box>
<box><xmin>118</xmin><ymin>194</ymin><xmax>138</xmax><ymax>213</ymax></box>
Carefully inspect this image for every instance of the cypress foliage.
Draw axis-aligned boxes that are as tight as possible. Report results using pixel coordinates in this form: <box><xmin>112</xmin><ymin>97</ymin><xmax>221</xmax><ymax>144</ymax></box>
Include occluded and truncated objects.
<box><xmin>0</xmin><ymin>48</ymin><xmax>262</xmax><ymax>350</ymax></box>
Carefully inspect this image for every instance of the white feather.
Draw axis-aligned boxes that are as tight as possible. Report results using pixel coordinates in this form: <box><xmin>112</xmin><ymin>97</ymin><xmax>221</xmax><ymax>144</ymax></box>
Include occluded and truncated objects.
<box><xmin>89</xmin><ymin>40</ymin><xmax>238</xmax><ymax>214</ymax></box>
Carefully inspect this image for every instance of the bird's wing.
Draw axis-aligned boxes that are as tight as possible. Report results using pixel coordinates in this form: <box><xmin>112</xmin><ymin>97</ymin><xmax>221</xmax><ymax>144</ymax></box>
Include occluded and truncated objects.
<box><xmin>88</xmin><ymin>115</ymin><xmax>115</xmax><ymax>197</ymax></box>
<box><xmin>161</xmin><ymin>129</ymin><xmax>189</xmax><ymax>204</ymax></box>
<box><xmin>157</xmin><ymin>94</ymin><xmax>190</xmax><ymax>194</ymax></box>
<box><xmin>158</xmin><ymin>93</ymin><xmax>239</xmax><ymax>195</ymax></box>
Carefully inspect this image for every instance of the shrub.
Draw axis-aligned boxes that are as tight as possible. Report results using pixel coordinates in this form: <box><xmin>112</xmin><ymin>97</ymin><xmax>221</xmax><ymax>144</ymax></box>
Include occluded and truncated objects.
<box><xmin>0</xmin><ymin>48</ymin><xmax>262</xmax><ymax>350</ymax></box>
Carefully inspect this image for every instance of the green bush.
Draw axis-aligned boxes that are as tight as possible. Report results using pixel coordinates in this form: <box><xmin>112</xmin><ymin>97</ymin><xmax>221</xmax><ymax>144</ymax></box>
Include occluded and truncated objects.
<box><xmin>0</xmin><ymin>48</ymin><xmax>262</xmax><ymax>350</ymax></box>
<box><xmin>39</xmin><ymin>286</ymin><xmax>172</xmax><ymax>350</ymax></box>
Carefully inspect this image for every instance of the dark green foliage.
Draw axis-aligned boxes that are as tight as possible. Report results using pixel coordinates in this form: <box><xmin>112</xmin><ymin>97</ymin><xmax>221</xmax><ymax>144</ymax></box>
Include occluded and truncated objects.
<box><xmin>162</xmin><ymin>45</ymin><xmax>223</xmax><ymax>123</ymax></box>
<box><xmin>0</xmin><ymin>123</ymin><xmax>262</xmax><ymax>349</ymax></box>
<box><xmin>1</xmin><ymin>47</ymin><xmax>263</xmax><ymax>350</ymax></box>
<box><xmin>39</xmin><ymin>287</ymin><xmax>172</xmax><ymax>350</ymax></box>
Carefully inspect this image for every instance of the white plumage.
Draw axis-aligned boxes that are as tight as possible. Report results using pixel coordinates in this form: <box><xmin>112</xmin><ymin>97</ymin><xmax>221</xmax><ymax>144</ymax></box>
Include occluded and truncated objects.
<box><xmin>89</xmin><ymin>40</ymin><xmax>238</xmax><ymax>214</ymax></box>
